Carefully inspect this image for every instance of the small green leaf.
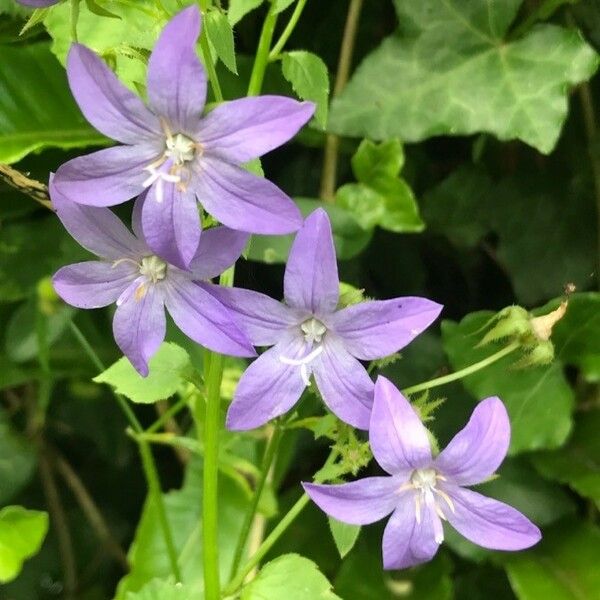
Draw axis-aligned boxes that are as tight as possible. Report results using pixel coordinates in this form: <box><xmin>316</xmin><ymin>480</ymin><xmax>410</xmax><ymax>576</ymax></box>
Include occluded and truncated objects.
<box><xmin>20</xmin><ymin>8</ymin><xmax>51</xmax><ymax>34</ymax></box>
<box><xmin>336</xmin><ymin>183</ymin><xmax>385</xmax><ymax>230</ymax></box>
<box><xmin>329</xmin><ymin>518</ymin><xmax>361</xmax><ymax>558</ymax></box>
<box><xmin>273</xmin><ymin>0</ymin><xmax>296</xmax><ymax>14</ymax></box>
<box><xmin>85</xmin><ymin>0</ymin><xmax>120</xmax><ymax>18</ymax></box>
<box><xmin>531</xmin><ymin>410</ymin><xmax>600</xmax><ymax>506</ymax></box>
<box><xmin>0</xmin><ymin>506</ymin><xmax>48</xmax><ymax>584</ymax></box>
<box><xmin>502</xmin><ymin>519</ymin><xmax>600</xmax><ymax>600</ymax></box>
<box><xmin>93</xmin><ymin>343</ymin><xmax>193</xmax><ymax>404</ymax></box>
<box><xmin>205</xmin><ymin>10</ymin><xmax>237</xmax><ymax>74</ymax></box>
<box><xmin>281</xmin><ymin>51</ymin><xmax>330</xmax><ymax>128</ymax></box>
<box><xmin>352</xmin><ymin>139</ymin><xmax>404</xmax><ymax>184</ymax></box>
<box><xmin>227</xmin><ymin>0</ymin><xmax>263</xmax><ymax>26</ymax></box>
<box><xmin>241</xmin><ymin>554</ymin><xmax>341</xmax><ymax>599</ymax></box>
<box><xmin>125</xmin><ymin>579</ymin><xmax>193</xmax><ymax>599</ymax></box>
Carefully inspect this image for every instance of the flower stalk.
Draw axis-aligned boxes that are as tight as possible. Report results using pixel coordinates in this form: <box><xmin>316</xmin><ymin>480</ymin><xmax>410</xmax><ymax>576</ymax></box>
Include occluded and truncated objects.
<box><xmin>247</xmin><ymin>0</ymin><xmax>279</xmax><ymax>96</ymax></box>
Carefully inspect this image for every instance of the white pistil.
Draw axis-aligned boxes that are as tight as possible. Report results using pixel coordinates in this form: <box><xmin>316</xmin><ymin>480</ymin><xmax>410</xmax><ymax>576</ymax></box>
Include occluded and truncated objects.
<box><xmin>280</xmin><ymin>345</ymin><xmax>324</xmax><ymax>385</ymax></box>
<box><xmin>399</xmin><ymin>468</ymin><xmax>455</xmax><ymax>544</ymax></box>
<box><xmin>279</xmin><ymin>318</ymin><xmax>328</xmax><ymax>385</ymax></box>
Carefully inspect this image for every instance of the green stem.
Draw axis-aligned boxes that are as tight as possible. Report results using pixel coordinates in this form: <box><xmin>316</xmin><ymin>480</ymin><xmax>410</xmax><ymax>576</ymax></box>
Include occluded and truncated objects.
<box><xmin>68</xmin><ymin>320</ymin><xmax>182</xmax><ymax>582</ymax></box>
<box><xmin>229</xmin><ymin>426</ymin><xmax>282</xmax><ymax>579</ymax></box>
<box><xmin>224</xmin><ymin>450</ymin><xmax>339</xmax><ymax>595</ymax></box>
<box><xmin>70</xmin><ymin>0</ymin><xmax>80</xmax><ymax>43</ymax></box>
<box><xmin>319</xmin><ymin>0</ymin><xmax>364</xmax><ymax>201</ymax></box>
<box><xmin>201</xmin><ymin>351</ymin><xmax>224</xmax><ymax>600</ymax></box>
<box><xmin>268</xmin><ymin>0</ymin><xmax>308</xmax><ymax>60</ymax></box>
<box><xmin>247</xmin><ymin>1</ymin><xmax>279</xmax><ymax>96</ymax></box>
<box><xmin>146</xmin><ymin>395</ymin><xmax>192</xmax><ymax>434</ymax></box>
<box><xmin>402</xmin><ymin>342</ymin><xmax>520</xmax><ymax>396</ymax></box>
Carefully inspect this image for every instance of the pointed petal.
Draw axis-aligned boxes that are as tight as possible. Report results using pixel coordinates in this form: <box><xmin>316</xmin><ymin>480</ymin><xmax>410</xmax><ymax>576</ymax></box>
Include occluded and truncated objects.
<box><xmin>141</xmin><ymin>181</ymin><xmax>200</xmax><ymax>269</ymax></box>
<box><xmin>53</xmin><ymin>144</ymin><xmax>159</xmax><ymax>207</ymax></box>
<box><xmin>53</xmin><ymin>261</ymin><xmax>136</xmax><ymax>309</ymax></box>
<box><xmin>131</xmin><ymin>192</ymin><xmax>147</xmax><ymax>244</ymax></box>
<box><xmin>226</xmin><ymin>333</ymin><xmax>307</xmax><ymax>431</ymax></box>
<box><xmin>312</xmin><ymin>337</ymin><xmax>374</xmax><ymax>430</ymax></box>
<box><xmin>199</xmin><ymin>96</ymin><xmax>314</xmax><ymax>162</ymax></box>
<box><xmin>147</xmin><ymin>6</ymin><xmax>206</xmax><ymax>133</ymax></box>
<box><xmin>370</xmin><ymin>376</ymin><xmax>432</xmax><ymax>474</ymax></box>
<box><xmin>164</xmin><ymin>275</ymin><xmax>255</xmax><ymax>358</ymax></box>
<box><xmin>382</xmin><ymin>494</ymin><xmax>441</xmax><ymax>570</ymax></box>
<box><xmin>194</xmin><ymin>157</ymin><xmax>302</xmax><ymax>234</ymax></box>
<box><xmin>434</xmin><ymin>397</ymin><xmax>510</xmax><ymax>486</ymax></box>
<box><xmin>112</xmin><ymin>281</ymin><xmax>166</xmax><ymax>376</ymax></box>
<box><xmin>284</xmin><ymin>208</ymin><xmax>339</xmax><ymax>315</ymax></box>
<box><xmin>331</xmin><ymin>297</ymin><xmax>443</xmax><ymax>360</ymax></box>
<box><xmin>188</xmin><ymin>227</ymin><xmax>249</xmax><ymax>280</ymax></box>
<box><xmin>442</xmin><ymin>484</ymin><xmax>541</xmax><ymax>551</ymax></box>
<box><xmin>303</xmin><ymin>476</ymin><xmax>402</xmax><ymax>525</ymax></box>
<box><xmin>50</xmin><ymin>181</ymin><xmax>145</xmax><ymax>259</ymax></box>
<box><xmin>200</xmin><ymin>283</ymin><xmax>299</xmax><ymax>346</ymax></box>
<box><xmin>67</xmin><ymin>44</ymin><xmax>160</xmax><ymax>144</ymax></box>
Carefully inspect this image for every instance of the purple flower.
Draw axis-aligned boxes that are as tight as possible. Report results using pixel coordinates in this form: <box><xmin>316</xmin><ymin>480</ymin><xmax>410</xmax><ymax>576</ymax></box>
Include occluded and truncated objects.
<box><xmin>304</xmin><ymin>377</ymin><xmax>541</xmax><ymax>569</ymax></box>
<box><xmin>52</xmin><ymin>6</ymin><xmax>314</xmax><ymax>269</ymax></box>
<box><xmin>50</xmin><ymin>182</ymin><xmax>256</xmax><ymax>376</ymax></box>
<box><xmin>204</xmin><ymin>209</ymin><xmax>442</xmax><ymax>430</ymax></box>
<box><xmin>17</xmin><ymin>0</ymin><xmax>59</xmax><ymax>6</ymax></box>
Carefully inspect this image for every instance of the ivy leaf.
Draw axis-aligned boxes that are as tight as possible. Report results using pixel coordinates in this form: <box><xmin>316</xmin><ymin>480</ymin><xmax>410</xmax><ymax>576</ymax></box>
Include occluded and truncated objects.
<box><xmin>336</xmin><ymin>139</ymin><xmax>424</xmax><ymax>233</ymax></box>
<box><xmin>125</xmin><ymin>579</ymin><xmax>193</xmax><ymax>600</ymax></box>
<box><xmin>329</xmin><ymin>517</ymin><xmax>361</xmax><ymax>558</ymax></box>
<box><xmin>531</xmin><ymin>410</ymin><xmax>600</xmax><ymax>507</ymax></box>
<box><xmin>0</xmin><ymin>42</ymin><xmax>107</xmax><ymax>163</ymax></box>
<box><xmin>227</xmin><ymin>0</ymin><xmax>263</xmax><ymax>26</ymax></box>
<box><xmin>241</xmin><ymin>554</ymin><xmax>341</xmax><ymax>599</ymax></box>
<box><xmin>441</xmin><ymin>312</ymin><xmax>574</xmax><ymax>453</ymax></box>
<box><xmin>330</xmin><ymin>0</ymin><xmax>599</xmax><ymax>153</ymax></box>
<box><xmin>205</xmin><ymin>9</ymin><xmax>237</xmax><ymax>74</ymax></box>
<box><xmin>281</xmin><ymin>51</ymin><xmax>330</xmax><ymax>128</ymax></box>
<box><xmin>93</xmin><ymin>343</ymin><xmax>194</xmax><ymax>404</ymax></box>
<box><xmin>0</xmin><ymin>506</ymin><xmax>48</xmax><ymax>584</ymax></box>
<box><xmin>502</xmin><ymin>519</ymin><xmax>600</xmax><ymax>599</ymax></box>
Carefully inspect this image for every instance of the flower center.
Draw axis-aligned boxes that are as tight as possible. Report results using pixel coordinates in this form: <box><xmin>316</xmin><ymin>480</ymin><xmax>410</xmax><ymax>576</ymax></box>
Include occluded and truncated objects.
<box><xmin>139</xmin><ymin>255</ymin><xmax>167</xmax><ymax>283</ymax></box>
<box><xmin>165</xmin><ymin>133</ymin><xmax>196</xmax><ymax>165</ymax></box>
<box><xmin>399</xmin><ymin>468</ymin><xmax>455</xmax><ymax>545</ymax></box>
<box><xmin>300</xmin><ymin>318</ymin><xmax>327</xmax><ymax>344</ymax></box>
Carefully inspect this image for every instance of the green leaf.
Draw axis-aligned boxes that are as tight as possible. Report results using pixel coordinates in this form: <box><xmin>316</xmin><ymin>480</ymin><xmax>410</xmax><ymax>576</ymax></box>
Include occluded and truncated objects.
<box><xmin>531</xmin><ymin>410</ymin><xmax>600</xmax><ymax>506</ymax></box>
<box><xmin>336</xmin><ymin>139</ymin><xmax>424</xmax><ymax>233</ymax></box>
<box><xmin>93</xmin><ymin>343</ymin><xmax>193</xmax><ymax>404</ymax></box>
<box><xmin>115</xmin><ymin>460</ymin><xmax>247</xmax><ymax>597</ymax></box>
<box><xmin>273</xmin><ymin>0</ymin><xmax>296</xmax><ymax>14</ymax></box>
<box><xmin>0</xmin><ymin>506</ymin><xmax>48</xmax><ymax>584</ymax></box>
<box><xmin>246</xmin><ymin>198</ymin><xmax>372</xmax><ymax>263</ymax></box>
<box><xmin>329</xmin><ymin>0</ymin><xmax>599</xmax><ymax>153</ymax></box>
<box><xmin>281</xmin><ymin>51</ymin><xmax>330</xmax><ymax>128</ymax></box>
<box><xmin>241</xmin><ymin>554</ymin><xmax>341</xmax><ymax>599</ymax></box>
<box><xmin>441</xmin><ymin>312</ymin><xmax>574</xmax><ymax>453</ymax></box>
<box><xmin>205</xmin><ymin>9</ymin><xmax>237</xmax><ymax>74</ymax></box>
<box><xmin>227</xmin><ymin>0</ymin><xmax>263</xmax><ymax>26</ymax></box>
<box><xmin>0</xmin><ymin>0</ymin><xmax>30</xmax><ymax>17</ymax></box>
<box><xmin>125</xmin><ymin>579</ymin><xmax>193</xmax><ymax>600</ymax></box>
<box><xmin>0</xmin><ymin>42</ymin><xmax>107</xmax><ymax>163</ymax></box>
<box><xmin>502</xmin><ymin>520</ymin><xmax>600</xmax><ymax>600</ymax></box>
<box><xmin>328</xmin><ymin>517</ymin><xmax>361</xmax><ymax>558</ymax></box>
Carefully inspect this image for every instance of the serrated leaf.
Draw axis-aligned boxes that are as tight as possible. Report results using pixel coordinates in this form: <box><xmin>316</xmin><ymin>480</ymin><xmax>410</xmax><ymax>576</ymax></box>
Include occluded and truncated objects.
<box><xmin>330</xmin><ymin>0</ymin><xmax>599</xmax><ymax>153</ymax></box>
<box><xmin>125</xmin><ymin>579</ymin><xmax>192</xmax><ymax>600</ymax></box>
<box><xmin>531</xmin><ymin>410</ymin><xmax>600</xmax><ymax>506</ymax></box>
<box><xmin>20</xmin><ymin>8</ymin><xmax>51</xmax><ymax>34</ymax></box>
<box><xmin>93</xmin><ymin>343</ymin><xmax>193</xmax><ymax>404</ymax></box>
<box><xmin>0</xmin><ymin>42</ymin><xmax>107</xmax><ymax>163</ymax></box>
<box><xmin>442</xmin><ymin>312</ymin><xmax>574</xmax><ymax>453</ymax></box>
<box><xmin>502</xmin><ymin>519</ymin><xmax>600</xmax><ymax>600</ymax></box>
<box><xmin>329</xmin><ymin>517</ymin><xmax>361</xmax><ymax>558</ymax></box>
<box><xmin>205</xmin><ymin>9</ymin><xmax>237</xmax><ymax>74</ymax></box>
<box><xmin>241</xmin><ymin>554</ymin><xmax>341</xmax><ymax>599</ymax></box>
<box><xmin>281</xmin><ymin>51</ymin><xmax>329</xmax><ymax>128</ymax></box>
<box><xmin>227</xmin><ymin>0</ymin><xmax>263</xmax><ymax>26</ymax></box>
<box><xmin>0</xmin><ymin>506</ymin><xmax>48</xmax><ymax>584</ymax></box>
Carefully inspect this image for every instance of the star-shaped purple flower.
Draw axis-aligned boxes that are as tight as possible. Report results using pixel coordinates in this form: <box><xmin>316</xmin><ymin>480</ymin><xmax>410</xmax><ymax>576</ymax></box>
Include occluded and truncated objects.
<box><xmin>304</xmin><ymin>377</ymin><xmax>541</xmax><ymax>569</ymax></box>
<box><xmin>52</xmin><ymin>6</ymin><xmax>314</xmax><ymax>269</ymax></box>
<box><xmin>204</xmin><ymin>209</ymin><xmax>442</xmax><ymax>430</ymax></box>
<box><xmin>50</xmin><ymin>182</ymin><xmax>256</xmax><ymax>376</ymax></box>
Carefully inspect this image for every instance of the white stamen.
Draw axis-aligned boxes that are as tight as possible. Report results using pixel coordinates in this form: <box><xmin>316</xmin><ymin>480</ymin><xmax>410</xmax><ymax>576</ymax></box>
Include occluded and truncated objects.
<box><xmin>300</xmin><ymin>318</ymin><xmax>327</xmax><ymax>344</ymax></box>
<box><xmin>280</xmin><ymin>345</ymin><xmax>324</xmax><ymax>386</ymax></box>
<box><xmin>405</xmin><ymin>468</ymin><xmax>452</xmax><ymax>538</ymax></box>
<box><xmin>139</xmin><ymin>255</ymin><xmax>167</xmax><ymax>284</ymax></box>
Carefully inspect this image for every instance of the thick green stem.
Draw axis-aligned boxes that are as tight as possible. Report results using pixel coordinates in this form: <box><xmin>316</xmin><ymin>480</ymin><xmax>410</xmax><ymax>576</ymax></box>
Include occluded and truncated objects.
<box><xmin>229</xmin><ymin>426</ymin><xmax>282</xmax><ymax>579</ymax></box>
<box><xmin>68</xmin><ymin>321</ymin><xmax>182</xmax><ymax>581</ymax></box>
<box><xmin>247</xmin><ymin>2</ymin><xmax>278</xmax><ymax>96</ymax></box>
<box><xmin>224</xmin><ymin>450</ymin><xmax>338</xmax><ymax>595</ymax></box>
<box><xmin>402</xmin><ymin>342</ymin><xmax>520</xmax><ymax>396</ymax></box>
<box><xmin>70</xmin><ymin>0</ymin><xmax>80</xmax><ymax>43</ymax></box>
<box><xmin>269</xmin><ymin>0</ymin><xmax>308</xmax><ymax>60</ymax></box>
<box><xmin>201</xmin><ymin>351</ymin><xmax>224</xmax><ymax>600</ymax></box>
